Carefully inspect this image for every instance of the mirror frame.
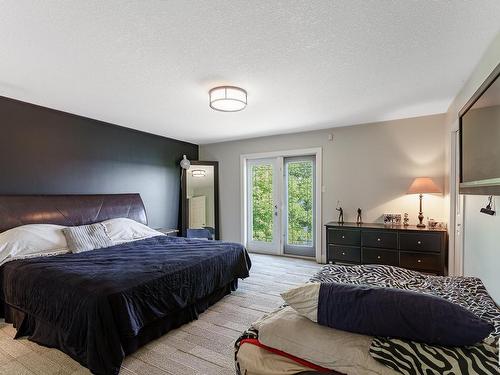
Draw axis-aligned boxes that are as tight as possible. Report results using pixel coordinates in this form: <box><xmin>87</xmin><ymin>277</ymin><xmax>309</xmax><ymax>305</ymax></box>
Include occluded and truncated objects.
<box><xmin>459</xmin><ymin>61</ymin><xmax>500</xmax><ymax>195</ymax></box>
<box><xmin>181</xmin><ymin>160</ymin><xmax>220</xmax><ymax>240</ymax></box>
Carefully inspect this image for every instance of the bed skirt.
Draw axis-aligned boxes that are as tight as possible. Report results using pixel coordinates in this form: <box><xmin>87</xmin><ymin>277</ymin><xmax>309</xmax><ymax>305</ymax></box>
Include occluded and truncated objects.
<box><xmin>2</xmin><ymin>279</ymin><xmax>238</xmax><ymax>373</ymax></box>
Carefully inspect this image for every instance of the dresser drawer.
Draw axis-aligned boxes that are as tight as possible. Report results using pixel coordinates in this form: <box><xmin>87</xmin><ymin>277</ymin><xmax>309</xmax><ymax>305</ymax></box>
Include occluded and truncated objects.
<box><xmin>400</xmin><ymin>252</ymin><xmax>441</xmax><ymax>273</ymax></box>
<box><xmin>327</xmin><ymin>228</ymin><xmax>360</xmax><ymax>246</ymax></box>
<box><xmin>361</xmin><ymin>231</ymin><xmax>397</xmax><ymax>249</ymax></box>
<box><xmin>399</xmin><ymin>232</ymin><xmax>442</xmax><ymax>253</ymax></box>
<box><xmin>328</xmin><ymin>245</ymin><xmax>360</xmax><ymax>263</ymax></box>
<box><xmin>362</xmin><ymin>247</ymin><xmax>398</xmax><ymax>266</ymax></box>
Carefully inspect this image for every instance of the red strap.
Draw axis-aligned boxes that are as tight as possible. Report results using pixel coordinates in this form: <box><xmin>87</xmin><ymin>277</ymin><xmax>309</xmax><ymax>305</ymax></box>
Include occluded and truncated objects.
<box><xmin>239</xmin><ymin>338</ymin><xmax>332</xmax><ymax>373</ymax></box>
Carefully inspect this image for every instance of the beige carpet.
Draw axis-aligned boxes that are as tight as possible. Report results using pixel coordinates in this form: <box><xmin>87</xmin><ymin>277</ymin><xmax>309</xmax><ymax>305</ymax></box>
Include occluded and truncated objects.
<box><xmin>0</xmin><ymin>254</ymin><xmax>321</xmax><ymax>374</ymax></box>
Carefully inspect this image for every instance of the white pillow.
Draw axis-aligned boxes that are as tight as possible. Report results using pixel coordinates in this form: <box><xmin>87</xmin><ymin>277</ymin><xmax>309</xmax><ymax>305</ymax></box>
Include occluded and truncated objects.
<box><xmin>281</xmin><ymin>283</ymin><xmax>320</xmax><ymax>322</ymax></box>
<box><xmin>0</xmin><ymin>224</ymin><xmax>69</xmax><ymax>265</ymax></box>
<box><xmin>102</xmin><ymin>218</ymin><xmax>164</xmax><ymax>244</ymax></box>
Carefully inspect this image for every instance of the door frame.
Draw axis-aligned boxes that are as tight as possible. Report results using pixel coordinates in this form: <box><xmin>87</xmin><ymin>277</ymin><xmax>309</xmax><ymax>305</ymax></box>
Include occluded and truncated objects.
<box><xmin>181</xmin><ymin>160</ymin><xmax>220</xmax><ymax>239</ymax></box>
<box><xmin>240</xmin><ymin>148</ymin><xmax>322</xmax><ymax>262</ymax></box>
<box><xmin>449</xmin><ymin>127</ymin><xmax>464</xmax><ymax>276</ymax></box>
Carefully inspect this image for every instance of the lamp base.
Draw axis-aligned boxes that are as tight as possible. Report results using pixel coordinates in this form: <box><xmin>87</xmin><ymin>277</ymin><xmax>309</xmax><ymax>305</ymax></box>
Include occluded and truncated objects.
<box><xmin>417</xmin><ymin>194</ymin><xmax>426</xmax><ymax>228</ymax></box>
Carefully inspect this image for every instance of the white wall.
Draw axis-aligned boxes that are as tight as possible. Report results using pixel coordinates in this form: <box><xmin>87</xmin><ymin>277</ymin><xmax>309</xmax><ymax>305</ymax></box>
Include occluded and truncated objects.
<box><xmin>200</xmin><ymin>114</ymin><xmax>447</xmax><ymax>261</ymax></box>
<box><xmin>463</xmin><ymin>195</ymin><xmax>499</xmax><ymax>301</ymax></box>
<box><xmin>445</xmin><ymin>31</ymin><xmax>500</xmax><ymax>303</ymax></box>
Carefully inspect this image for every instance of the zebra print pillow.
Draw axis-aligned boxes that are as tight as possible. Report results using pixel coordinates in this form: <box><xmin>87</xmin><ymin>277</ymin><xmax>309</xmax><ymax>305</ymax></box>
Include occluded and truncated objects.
<box><xmin>310</xmin><ymin>264</ymin><xmax>500</xmax><ymax>375</ymax></box>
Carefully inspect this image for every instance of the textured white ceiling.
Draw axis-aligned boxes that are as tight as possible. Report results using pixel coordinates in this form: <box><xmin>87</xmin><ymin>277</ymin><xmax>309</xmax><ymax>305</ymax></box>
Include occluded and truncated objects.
<box><xmin>1</xmin><ymin>1</ymin><xmax>500</xmax><ymax>144</ymax></box>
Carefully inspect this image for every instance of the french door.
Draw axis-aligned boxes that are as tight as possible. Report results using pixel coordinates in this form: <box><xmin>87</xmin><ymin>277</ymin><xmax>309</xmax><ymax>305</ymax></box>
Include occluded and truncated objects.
<box><xmin>246</xmin><ymin>158</ymin><xmax>280</xmax><ymax>253</ymax></box>
<box><xmin>246</xmin><ymin>156</ymin><xmax>316</xmax><ymax>257</ymax></box>
<box><xmin>283</xmin><ymin>156</ymin><xmax>315</xmax><ymax>257</ymax></box>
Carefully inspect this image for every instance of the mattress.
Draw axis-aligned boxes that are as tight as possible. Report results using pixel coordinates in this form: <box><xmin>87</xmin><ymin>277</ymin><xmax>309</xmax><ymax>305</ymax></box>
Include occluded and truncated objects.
<box><xmin>236</xmin><ymin>306</ymin><xmax>396</xmax><ymax>375</ymax></box>
<box><xmin>235</xmin><ymin>264</ymin><xmax>500</xmax><ymax>375</ymax></box>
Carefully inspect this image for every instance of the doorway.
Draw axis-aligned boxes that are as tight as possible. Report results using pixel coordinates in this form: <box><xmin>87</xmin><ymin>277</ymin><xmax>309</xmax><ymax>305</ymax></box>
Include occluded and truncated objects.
<box><xmin>242</xmin><ymin>149</ymin><xmax>321</xmax><ymax>260</ymax></box>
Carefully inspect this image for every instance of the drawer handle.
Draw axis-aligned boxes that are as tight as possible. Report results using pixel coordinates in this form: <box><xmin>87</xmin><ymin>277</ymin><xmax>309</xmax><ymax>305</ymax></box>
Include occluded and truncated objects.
<box><xmin>342</xmin><ymin>235</ymin><xmax>345</xmax><ymax>239</ymax></box>
<box><xmin>377</xmin><ymin>256</ymin><xmax>381</xmax><ymax>259</ymax></box>
<box><xmin>342</xmin><ymin>252</ymin><xmax>346</xmax><ymax>256</ymax></box>
<box><xmin>417</xmin><ymin>241</ymin><xmax>422</xmax><ymax>245</ymax></box>
<box><xmin>377</xmin><ymin>238</ymin><xmax>381</xmax><ymax>242</ymax></box>
<box><xmin>417</xmin><ymin>259</ymin><xmax>422</xmax><ymax>263</ymax></box>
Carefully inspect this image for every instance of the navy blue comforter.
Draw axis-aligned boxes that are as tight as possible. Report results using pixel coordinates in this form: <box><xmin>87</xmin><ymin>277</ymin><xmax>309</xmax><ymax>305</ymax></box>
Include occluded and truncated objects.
<box><xmin>0</xmin><ymin>236</ymin><xmax>251</xmax><ymax>375</ymax></box>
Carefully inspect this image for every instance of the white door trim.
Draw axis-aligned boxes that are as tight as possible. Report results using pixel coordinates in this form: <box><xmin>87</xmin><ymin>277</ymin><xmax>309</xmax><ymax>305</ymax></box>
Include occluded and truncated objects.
<box><xmin>452</xmin><ymin>128</ymin><xmax>464</xmax><ymax>276</ymax></box>
<box><xmin>240</xmin><ymin>147</ymin><xmax>322</xmax><ymax>263</ymax></box>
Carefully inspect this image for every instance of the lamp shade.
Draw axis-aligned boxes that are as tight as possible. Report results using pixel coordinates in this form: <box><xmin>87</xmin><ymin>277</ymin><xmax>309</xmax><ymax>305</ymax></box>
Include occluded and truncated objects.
<box><xmin>407</xmin><ymin>177</ymin><xmax>442</xmax><ymax>194</ymax></box>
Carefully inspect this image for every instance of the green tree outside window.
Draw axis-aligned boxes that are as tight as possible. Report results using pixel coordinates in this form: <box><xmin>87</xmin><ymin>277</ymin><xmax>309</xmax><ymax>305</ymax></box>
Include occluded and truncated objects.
<box><xmin>251</xmin><ymin>165</ymin><xmax>274</xmax><ymax>242</ymax></box>
<box><xmin>251</xmin><ymin>161</ymin><xmax>313</xmax><ymax>246</ymax></box>
<box><xmin>287</xmin><ymin>161</ymin><xmax>313</xmax><ymax>246</ymax></box>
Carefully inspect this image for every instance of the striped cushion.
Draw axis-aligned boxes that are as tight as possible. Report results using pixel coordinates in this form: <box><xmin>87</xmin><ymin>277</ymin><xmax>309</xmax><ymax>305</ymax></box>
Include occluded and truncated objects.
<box><xmin>62</xmin><ymin>223</ymin><xmax>113</xmax><ymax>253</ymax></box>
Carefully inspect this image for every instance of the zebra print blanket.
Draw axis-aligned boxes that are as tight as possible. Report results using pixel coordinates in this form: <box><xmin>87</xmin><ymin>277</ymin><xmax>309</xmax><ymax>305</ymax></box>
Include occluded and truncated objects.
<box><xmin>310</xmin><ymin>264</ymin><xmax>500</xmax><ymax>375</ymax></box>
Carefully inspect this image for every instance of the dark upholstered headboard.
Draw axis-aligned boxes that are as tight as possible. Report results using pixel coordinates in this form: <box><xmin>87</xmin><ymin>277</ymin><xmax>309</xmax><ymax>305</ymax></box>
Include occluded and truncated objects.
<box><xmin>0</xmin><ymin>194</ymin><xmax>147</xmax><ymax>233</ymax></box>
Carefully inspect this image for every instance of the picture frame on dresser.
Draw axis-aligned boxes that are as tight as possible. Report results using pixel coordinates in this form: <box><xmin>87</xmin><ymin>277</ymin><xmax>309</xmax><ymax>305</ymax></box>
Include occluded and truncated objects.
<box><xmin>325</xmin><ymin>222</ymin><xmax>448</xmax><ymax>275</ymax></box>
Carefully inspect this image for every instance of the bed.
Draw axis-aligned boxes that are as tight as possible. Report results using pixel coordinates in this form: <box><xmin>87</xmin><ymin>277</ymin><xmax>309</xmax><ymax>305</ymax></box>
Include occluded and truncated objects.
<box><xmin>235</xmin><ymin>264</ymin><xmax>500</xmax><ymax>375</ymax></box>
<box><xmin>0</xmin><ymin>194</ymin><xmax>251</xmax><ymax>375</ymax></box>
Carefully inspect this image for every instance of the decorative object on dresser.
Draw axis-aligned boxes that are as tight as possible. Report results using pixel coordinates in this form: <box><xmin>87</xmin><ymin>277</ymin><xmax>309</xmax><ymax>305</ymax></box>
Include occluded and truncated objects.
<box><xmin>335</xmin><ymin>201</ymin><xmax>344</xmax><ymax>224</ymax></box>
<box><xmin>427</xmin><ymin>218</ymin><xmax>439</xmax><ymax>229</ymax></box>
<box><xmin>403</xmin><ymin>213</ymin><xmax>409</xmax><ymax>226</ymax></box>
<box><xmin>325</xmin><ymin>222</ymin><xmax>448</xmax><ymax>275</ymax></box>
<box><xmin>407</xmin><ymin>177</ymin><xmax>442</xmax><ymax>227</ymax></box>
<box><xmin>382</xmin><ymin>213</ymin><xmax>401</xmax><ymax>225</ymax></box>
<box><xmin>356</xmin><ymin>208</ymin><xmax>362</xmax><ymax>224</ymax></box>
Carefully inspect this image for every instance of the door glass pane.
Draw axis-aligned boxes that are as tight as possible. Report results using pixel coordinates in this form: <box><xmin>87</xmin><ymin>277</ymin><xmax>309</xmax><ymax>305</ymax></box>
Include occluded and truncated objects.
<box><xmin>251</xmin><ymin>164</ymin><xmax>274</xmax><ymax>242</ymax></box>
<box><xmin>286</xmin><ymin>160</ymin><xmax>313</xmax><ymax>246</ymax></box>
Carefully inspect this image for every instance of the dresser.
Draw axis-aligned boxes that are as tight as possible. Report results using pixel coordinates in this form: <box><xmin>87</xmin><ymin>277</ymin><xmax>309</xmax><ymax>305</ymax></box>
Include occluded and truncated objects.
<box><xmin>325</xmin><ymin>222</ymin><xmax>448</xmax><ymax>275</ymax></box>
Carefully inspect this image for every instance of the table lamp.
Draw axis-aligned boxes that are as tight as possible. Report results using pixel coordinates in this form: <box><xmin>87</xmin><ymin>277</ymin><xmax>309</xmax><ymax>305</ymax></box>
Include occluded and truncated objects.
<box><xmin>407</xmin><ymin>177</ymin><xmax>442</xmax><ymax>228</ymax></box>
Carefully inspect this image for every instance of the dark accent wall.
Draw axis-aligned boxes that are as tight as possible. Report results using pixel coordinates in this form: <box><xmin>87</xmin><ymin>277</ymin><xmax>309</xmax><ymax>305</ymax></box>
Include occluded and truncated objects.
<box><xmin>0</xmin><ymin>96</ymin><xmax>198</xmax><ymax>229</ymax></box>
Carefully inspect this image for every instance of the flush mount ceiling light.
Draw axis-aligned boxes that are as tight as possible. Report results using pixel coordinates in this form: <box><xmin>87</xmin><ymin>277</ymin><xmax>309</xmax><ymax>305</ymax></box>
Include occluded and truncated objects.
<box><xmin>209</xmin><ymin>86</ymin><xmax>247</xmax><ymax>112</ymax></box>
<box><xmin>191</xmin><ymin>169</ymin><xmax>206</xmax><ymax>177</ymax></box>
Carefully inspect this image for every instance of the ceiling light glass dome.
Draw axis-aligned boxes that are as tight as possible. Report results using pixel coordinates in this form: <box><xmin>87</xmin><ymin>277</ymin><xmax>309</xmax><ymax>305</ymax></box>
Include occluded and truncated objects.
<box><xmin>209</xmin><ymin>86</ymin><xmax>247</xmax><ymax>112</ymax></box>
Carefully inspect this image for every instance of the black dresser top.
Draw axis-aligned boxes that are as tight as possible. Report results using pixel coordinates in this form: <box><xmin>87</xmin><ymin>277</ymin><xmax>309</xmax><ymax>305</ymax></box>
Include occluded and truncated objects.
<box><xmin>324</xmin><ymin>222</ymin><xmax>447</xmax><ymax>232</ymax></box>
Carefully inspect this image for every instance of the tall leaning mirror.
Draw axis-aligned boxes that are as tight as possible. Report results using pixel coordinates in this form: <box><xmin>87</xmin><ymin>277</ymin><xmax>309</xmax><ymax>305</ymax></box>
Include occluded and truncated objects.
<box><xmin>181</xmin><ymin>161</ymin><xmax>219</xmax><ymax>240</ymax></box>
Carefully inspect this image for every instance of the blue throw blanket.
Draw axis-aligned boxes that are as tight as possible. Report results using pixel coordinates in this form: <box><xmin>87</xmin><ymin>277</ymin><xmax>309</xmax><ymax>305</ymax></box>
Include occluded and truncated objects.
<box><xmin>0</xmin><ymin>236</ymin><xmax>251</xmax><ymax>375</ymax></box>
